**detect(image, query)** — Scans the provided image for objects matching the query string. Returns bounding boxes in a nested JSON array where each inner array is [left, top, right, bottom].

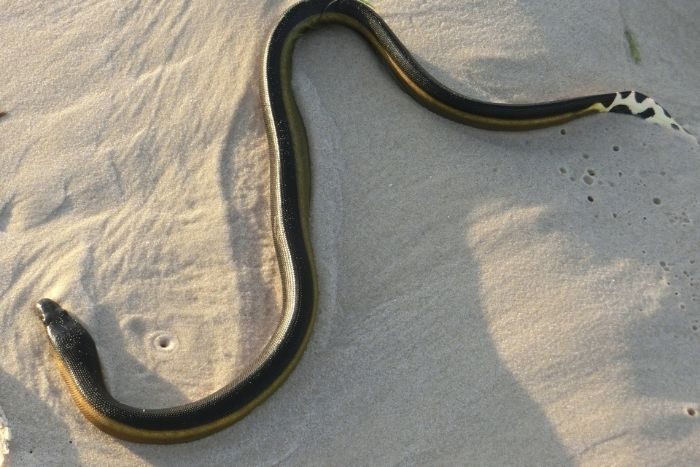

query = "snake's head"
[[35, 298, 67, 326], [35, 298, 95, 356]]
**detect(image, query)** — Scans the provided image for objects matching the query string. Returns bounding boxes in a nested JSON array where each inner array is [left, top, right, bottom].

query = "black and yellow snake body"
[[34, 0, 688, 443]]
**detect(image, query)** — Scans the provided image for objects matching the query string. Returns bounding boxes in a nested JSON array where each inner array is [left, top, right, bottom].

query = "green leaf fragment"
[[624, 28, 641, 64]]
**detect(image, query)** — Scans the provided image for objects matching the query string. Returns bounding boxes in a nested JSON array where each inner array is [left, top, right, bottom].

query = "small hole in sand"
[[687, 408, 697, 416], [582, 153, 590, 159], [613, 145, 620, 152], [587, 196, 594, 202], [560, 129, 566, 135], [151, 332, 178, 352], [559, 167, 567, 174], [587, 169, 596, 176], [653, 198, 661, 205]]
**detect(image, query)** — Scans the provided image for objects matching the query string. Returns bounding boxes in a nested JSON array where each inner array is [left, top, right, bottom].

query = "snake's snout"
[[35, 299, 65, 326]]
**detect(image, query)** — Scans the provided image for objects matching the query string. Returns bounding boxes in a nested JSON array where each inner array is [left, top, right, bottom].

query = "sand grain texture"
[[0, 403, 9, 466], [0, 0, 699, 465]]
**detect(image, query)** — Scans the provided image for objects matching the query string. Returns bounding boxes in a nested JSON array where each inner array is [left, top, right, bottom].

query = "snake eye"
[[35, 299, 65, 325]]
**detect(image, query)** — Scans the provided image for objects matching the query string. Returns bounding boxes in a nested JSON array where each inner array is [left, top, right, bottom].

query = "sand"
[[0, 404, 9, 465], [1, 0, 699, 465]]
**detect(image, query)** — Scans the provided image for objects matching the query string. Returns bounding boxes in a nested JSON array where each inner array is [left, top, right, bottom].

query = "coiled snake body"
[[34, 0, 689, 443]]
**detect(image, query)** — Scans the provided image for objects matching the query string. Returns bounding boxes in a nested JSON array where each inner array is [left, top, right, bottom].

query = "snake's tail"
[[321, 1, 693, 139], [595, 91, 692, 137]]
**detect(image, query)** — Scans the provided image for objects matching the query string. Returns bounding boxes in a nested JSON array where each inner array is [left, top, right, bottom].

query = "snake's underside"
[[34, 0, 689, 443]]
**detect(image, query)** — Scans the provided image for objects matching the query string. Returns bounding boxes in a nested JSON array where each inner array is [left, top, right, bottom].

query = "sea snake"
[[34, 0, 689, 444]]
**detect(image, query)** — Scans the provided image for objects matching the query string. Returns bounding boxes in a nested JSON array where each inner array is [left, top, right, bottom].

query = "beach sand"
[[1, 0, 699, 465]]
